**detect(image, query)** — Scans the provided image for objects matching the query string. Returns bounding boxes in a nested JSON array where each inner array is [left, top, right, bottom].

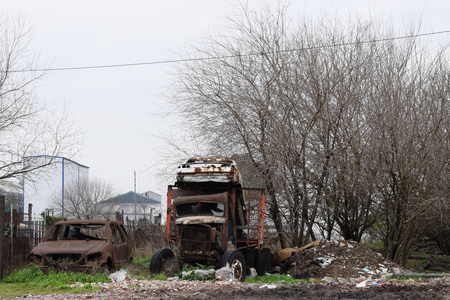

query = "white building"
[[101, 191, 161, 224], [23, 155, 89, 218]]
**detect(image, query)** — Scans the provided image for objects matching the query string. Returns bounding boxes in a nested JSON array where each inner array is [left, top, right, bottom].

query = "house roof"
[[101, 191, 160, 205]]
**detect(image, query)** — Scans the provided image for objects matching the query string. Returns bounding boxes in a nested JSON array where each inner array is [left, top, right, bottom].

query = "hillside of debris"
[[279, 240, 407, 279]]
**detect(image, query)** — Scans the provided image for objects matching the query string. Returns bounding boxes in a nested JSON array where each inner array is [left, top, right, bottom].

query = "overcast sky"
[[3, 0, 449, 196]]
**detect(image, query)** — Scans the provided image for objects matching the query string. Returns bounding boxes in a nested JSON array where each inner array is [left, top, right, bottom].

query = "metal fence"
[[0, 196, 46, 279]]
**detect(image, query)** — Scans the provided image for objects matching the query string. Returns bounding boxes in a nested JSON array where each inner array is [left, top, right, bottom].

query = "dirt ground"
[[8, 278, 450, 300], [8, 240, 450, 299]]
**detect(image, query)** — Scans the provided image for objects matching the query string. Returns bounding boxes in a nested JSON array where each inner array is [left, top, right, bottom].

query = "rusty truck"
[[150, 158, 276, 281]]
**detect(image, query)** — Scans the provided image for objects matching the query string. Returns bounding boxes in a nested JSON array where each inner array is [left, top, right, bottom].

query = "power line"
[[8, 29, 450, 73]]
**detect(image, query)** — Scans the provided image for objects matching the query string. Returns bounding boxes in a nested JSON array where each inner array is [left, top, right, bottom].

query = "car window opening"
[[48, 224, 108, 241]]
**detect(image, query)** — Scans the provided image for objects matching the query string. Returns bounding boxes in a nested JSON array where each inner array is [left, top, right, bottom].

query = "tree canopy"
[[170, 3, 450, 263]]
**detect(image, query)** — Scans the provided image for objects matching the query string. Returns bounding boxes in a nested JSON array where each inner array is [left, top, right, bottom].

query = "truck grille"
[[178, 226, 211, 256]]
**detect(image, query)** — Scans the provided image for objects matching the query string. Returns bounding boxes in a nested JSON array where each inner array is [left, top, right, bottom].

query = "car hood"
[[30, 240, 107, 256], [175, 215, 226, 225]]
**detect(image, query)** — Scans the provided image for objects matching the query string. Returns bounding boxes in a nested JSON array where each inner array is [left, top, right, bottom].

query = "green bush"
[[132, 256, 152, 269]]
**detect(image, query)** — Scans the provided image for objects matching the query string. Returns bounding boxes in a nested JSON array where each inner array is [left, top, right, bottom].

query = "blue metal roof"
[[102, 191, 160, 204]]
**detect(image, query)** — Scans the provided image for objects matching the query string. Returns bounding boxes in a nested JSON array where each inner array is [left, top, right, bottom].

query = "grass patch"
[[129, 256, 173, 280], [0, 266, 111, 298], [391, 275, 423, 281], [245, 274, 306, 284], [132, 257, 152, 269], [153, 273, 167, 281], [178, 263, 216, 281], [128, 258, 152, 279]]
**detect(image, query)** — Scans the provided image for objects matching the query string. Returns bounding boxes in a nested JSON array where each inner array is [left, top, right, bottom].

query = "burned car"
[[28, 219, 131, 273]]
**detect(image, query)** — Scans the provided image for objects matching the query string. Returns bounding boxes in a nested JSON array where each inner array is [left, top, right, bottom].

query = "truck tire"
[[255, 248, 271, 276], [220, 250, 246, 282], [149, 248, 174, 275]]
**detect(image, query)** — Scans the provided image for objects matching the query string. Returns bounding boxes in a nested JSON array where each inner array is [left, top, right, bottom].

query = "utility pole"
[[134, 171, 137, 223]]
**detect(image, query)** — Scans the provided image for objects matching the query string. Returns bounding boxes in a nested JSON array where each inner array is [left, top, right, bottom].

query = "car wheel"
[[149, 248, 175, 275], [101, 259, 113, 274], [220, 250, 246, 282]]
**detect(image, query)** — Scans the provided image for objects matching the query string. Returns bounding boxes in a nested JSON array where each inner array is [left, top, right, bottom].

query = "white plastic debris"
[[215, 264, 234, 281], [314, 257, 334, 268], [108, 270, 129, 283], [356, 280, 372, 288], [181, 269, 216, 277], [260, 284, 277, 289]]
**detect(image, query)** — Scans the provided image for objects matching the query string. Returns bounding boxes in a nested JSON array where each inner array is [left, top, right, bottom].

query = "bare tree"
[[171, 4, 384, 247], [366, 38, 450, 263], [170, 2, 449, 261], [0, 16, 81, 182], [51, 177, 116, 219]]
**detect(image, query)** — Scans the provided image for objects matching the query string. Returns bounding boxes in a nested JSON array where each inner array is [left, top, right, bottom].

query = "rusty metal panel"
[[2, 237, 30, 267], [176, 158, 240, 184]]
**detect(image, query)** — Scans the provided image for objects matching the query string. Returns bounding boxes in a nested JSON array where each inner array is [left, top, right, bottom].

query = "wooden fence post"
[[28, 204, 32, 247], [0, 195, 5, 280]]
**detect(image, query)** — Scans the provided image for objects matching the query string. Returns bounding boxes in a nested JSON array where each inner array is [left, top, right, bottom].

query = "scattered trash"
[[259, 284, 277, 289], [314, 257, 334, 268], [108, 270, 129, 283], [280, 240, 406, 279], [182, 269, 216, 277], [373, 281, 393, 287], [362, 268, 375, 275], [215, 264, 234, 281], [356, 280, 370, 288]]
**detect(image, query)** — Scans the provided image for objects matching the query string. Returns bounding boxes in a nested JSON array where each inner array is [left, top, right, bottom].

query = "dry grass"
[[125, 262, 151, 279], [127, 224, 168, 259]]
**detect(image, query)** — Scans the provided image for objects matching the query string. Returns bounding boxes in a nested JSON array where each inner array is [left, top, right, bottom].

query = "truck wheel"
[[220, 250, 246, 282], [149, 248, 175, 275], [255, 248, 271, 276]]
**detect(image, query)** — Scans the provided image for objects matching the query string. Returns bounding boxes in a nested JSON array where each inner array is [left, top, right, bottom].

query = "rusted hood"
[[175, 216, 226, 225], [31, 240, 107, 256]]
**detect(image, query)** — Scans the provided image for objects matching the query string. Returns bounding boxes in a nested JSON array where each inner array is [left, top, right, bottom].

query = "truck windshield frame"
[[176, 201, 225, 217]]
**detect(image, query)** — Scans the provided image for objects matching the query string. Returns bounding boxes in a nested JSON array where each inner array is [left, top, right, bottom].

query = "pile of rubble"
[[16, 274, 448, 300], [279, 240, 406, 279]]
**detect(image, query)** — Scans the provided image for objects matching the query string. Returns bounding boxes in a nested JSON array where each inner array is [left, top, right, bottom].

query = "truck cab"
[[151, 158, 271, 281]]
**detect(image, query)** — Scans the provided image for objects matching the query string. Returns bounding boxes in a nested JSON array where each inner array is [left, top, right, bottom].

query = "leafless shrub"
[[128, 223, 168, 258]]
